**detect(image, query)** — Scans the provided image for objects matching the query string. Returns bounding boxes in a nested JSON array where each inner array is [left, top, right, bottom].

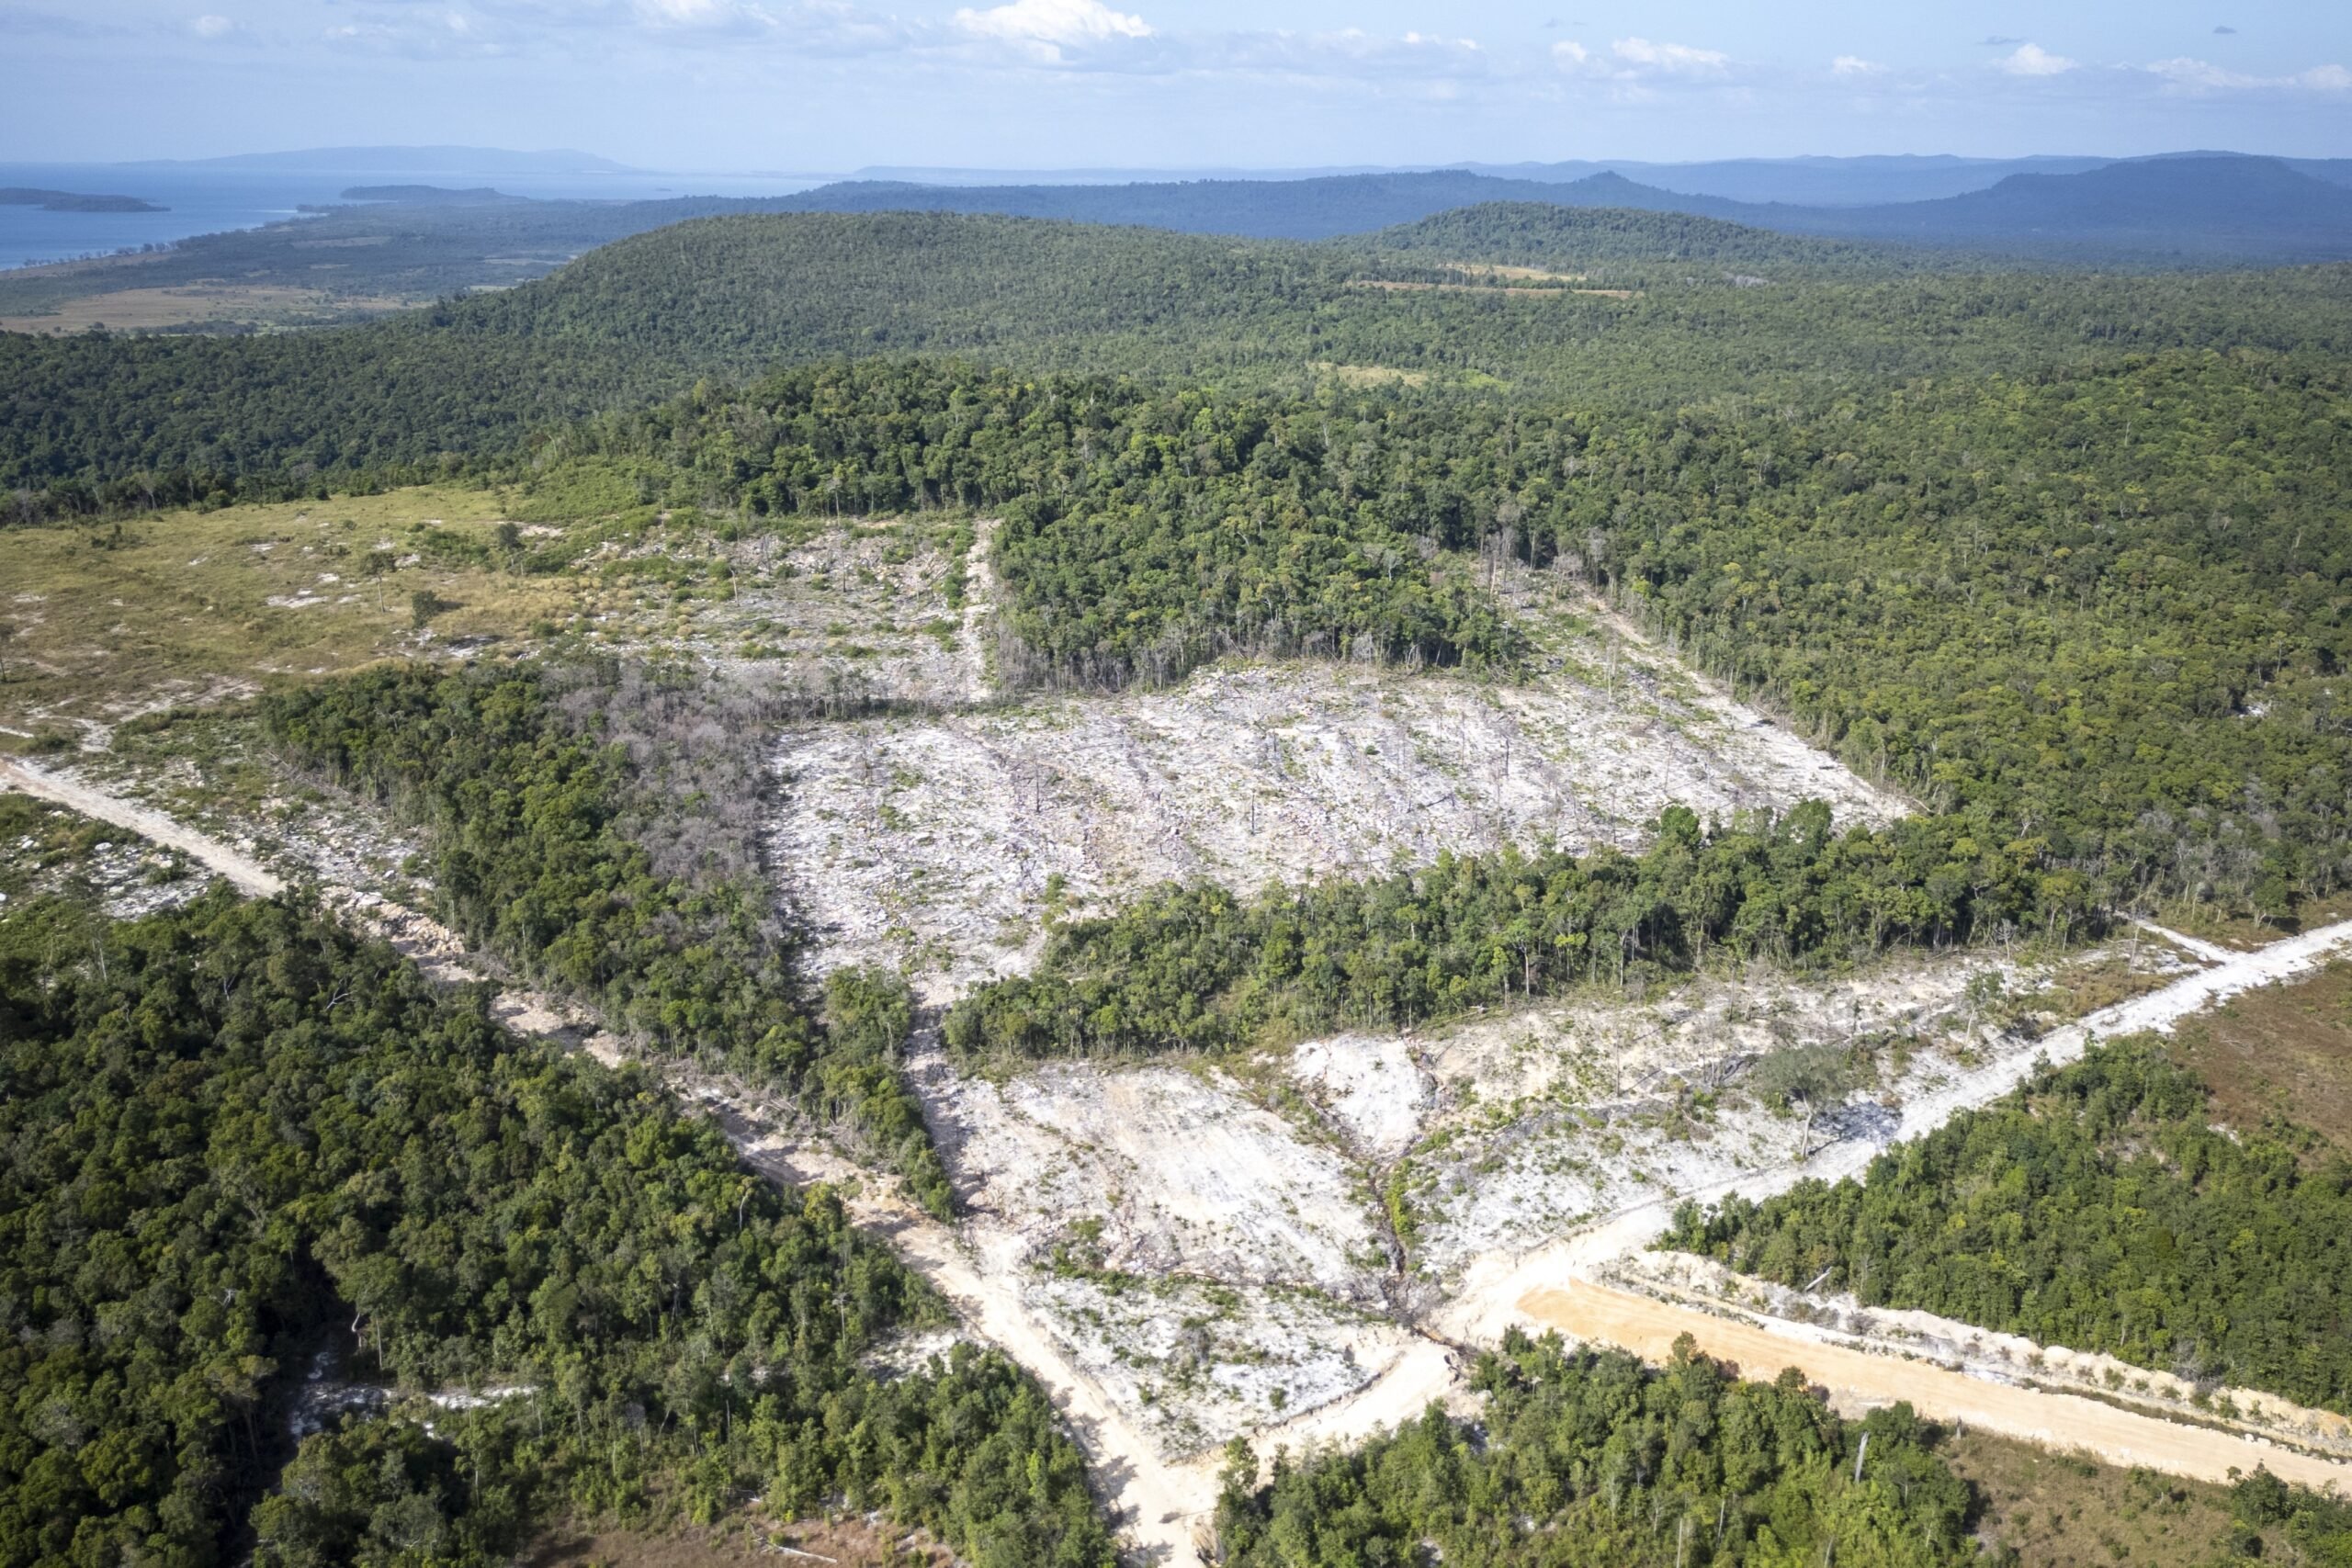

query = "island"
[[0, 186, 165, 212]]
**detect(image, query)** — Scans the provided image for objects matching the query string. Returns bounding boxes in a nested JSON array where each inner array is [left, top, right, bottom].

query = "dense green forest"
[[2229, 1469, 2352, 1566], [260, 660, 954, 1215], [0, 889, 1110, 1568], [1662, 1042, 2352, 1415], [1358, 201, 1904, 271], [1214, 1331, 1984, 1567], [9, 208, 2352, 520]]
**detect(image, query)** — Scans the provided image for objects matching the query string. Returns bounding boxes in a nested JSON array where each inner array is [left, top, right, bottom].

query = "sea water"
[[0, 162, 822, 270]]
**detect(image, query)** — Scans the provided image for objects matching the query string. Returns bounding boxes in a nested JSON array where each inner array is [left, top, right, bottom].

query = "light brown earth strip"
[[1520, 1280, 2352, 1494]]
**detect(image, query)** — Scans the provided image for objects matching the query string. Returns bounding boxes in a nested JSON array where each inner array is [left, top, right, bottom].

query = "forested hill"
[[10, 207, 2352, 517], [1748, 155, 2352, 264], [1359, 202, 1902, 272], [786, 169, 1717, 241]]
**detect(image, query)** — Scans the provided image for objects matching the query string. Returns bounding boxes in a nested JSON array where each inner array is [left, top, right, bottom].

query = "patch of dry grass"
[[2170, 960, 2352, 1154], [0, 489, 587, 742], [520, 1512, 955, 1568], [0, 282, 414, 334], [1942, 1430, 2245, 1568]]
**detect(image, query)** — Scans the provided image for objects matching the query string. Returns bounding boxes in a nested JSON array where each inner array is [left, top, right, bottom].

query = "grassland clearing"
[[0, 281, 414, 334], [2169, 959, 2352, 1153], [0, 488, 566, 742], [1940, 1433, 2248, 1568]]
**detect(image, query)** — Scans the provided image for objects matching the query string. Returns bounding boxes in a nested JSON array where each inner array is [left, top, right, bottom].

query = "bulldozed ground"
[[771, 567, 1903, 995]]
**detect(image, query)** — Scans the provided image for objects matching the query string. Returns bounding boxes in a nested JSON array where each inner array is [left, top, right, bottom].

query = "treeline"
[[1662, 1042, 2352, 1415], [261, 660, 953, 1215], [1215, 1331, 1984, 1567], [944, 805, 2087, 1059], [0, 890, 1111, 1567], [9, 208, 2352, 521]]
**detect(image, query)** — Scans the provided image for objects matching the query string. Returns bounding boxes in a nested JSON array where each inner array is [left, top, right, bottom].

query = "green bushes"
[[1662, 1042, 2352, 1414], [262, 660, 953, 1218], [945, 805, 2083, 1059], [0, 889, 1109, 1568], [1215, 1331, 1984, 1567]]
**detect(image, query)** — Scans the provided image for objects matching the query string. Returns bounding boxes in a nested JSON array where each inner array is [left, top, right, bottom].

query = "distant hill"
[[147, 145, 634, 175], [784, 172, 1563, 240], [1457, 155, 2115, 207], [779, 155, 2352, 266], [844, 155, 2130, 207], [2287, 158, 2352, 189], [1744, 155, 2352, 262], [338, 185, 526, 206], [0, 187, 164, 213]]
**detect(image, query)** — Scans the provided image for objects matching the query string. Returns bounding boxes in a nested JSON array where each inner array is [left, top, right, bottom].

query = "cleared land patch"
[[0, 282, 413, 334], [772, 608, 1903, 993], [1349, 277, 1641, 298], [0, 496, 989, 748]]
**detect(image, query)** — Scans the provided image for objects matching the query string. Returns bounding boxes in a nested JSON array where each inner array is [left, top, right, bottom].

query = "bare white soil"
[[772, 640, 1903, 996], [1393, 949, 2127, 1278], [934, 1058, 1385, 1306], [1021, 1272, 1415, 1459], [628, 517, 998, 708]]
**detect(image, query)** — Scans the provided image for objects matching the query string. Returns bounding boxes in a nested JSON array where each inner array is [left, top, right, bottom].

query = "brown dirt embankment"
[[1521, 1279, 2352, 1495]]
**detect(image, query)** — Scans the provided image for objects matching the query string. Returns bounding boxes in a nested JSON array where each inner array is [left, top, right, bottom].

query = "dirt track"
[[1, 757, 285, 896], [1521, 1280, 2352, 1493]]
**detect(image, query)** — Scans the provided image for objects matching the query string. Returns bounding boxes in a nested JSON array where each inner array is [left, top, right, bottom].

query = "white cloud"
[[953, 0, 1150, 46], [1997, 42, 2075, 76], [1555, 35, 1733, 82], [1830, 54, 1882, 75], [1611, 37, 1730, 75], [2147, 55, 2352, 92], [188, 13, 235, 37]]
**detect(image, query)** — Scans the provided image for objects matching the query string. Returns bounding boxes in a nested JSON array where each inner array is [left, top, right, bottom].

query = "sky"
[[4, 0, 2349, 171]]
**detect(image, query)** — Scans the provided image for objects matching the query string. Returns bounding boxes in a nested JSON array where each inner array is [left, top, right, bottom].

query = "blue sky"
[[5, 0, 2348, 169]]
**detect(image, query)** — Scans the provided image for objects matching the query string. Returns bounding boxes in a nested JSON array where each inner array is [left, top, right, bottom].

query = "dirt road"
[[1, 757, 285, 896], [1441, 908, 2352, 1352], [1521, 1280, 2352, 1493], [723, 1118, 1219, 1564]]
